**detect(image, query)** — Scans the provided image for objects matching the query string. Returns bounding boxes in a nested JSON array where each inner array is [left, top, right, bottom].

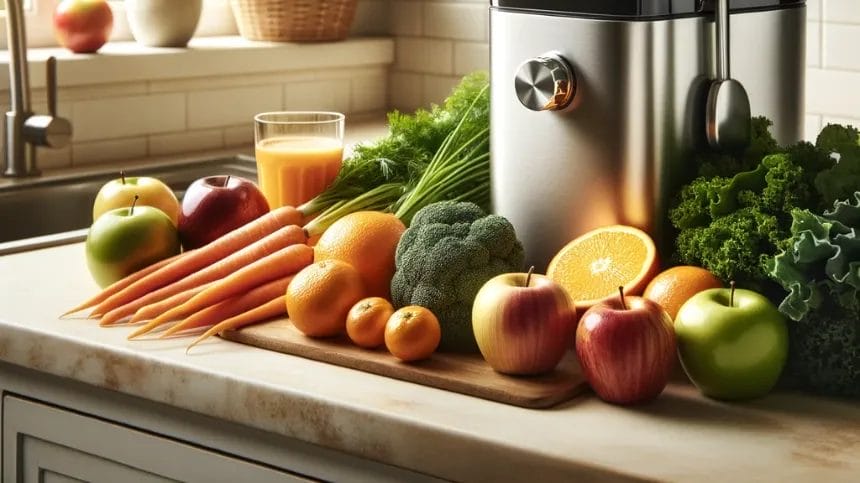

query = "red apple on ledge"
[[576, 288, 676, 405], [53, 0, 114, 54], [178, 175, 270, 250]]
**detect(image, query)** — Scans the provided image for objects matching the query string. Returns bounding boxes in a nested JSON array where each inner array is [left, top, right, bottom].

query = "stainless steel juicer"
[[490, 0, 806, 269]]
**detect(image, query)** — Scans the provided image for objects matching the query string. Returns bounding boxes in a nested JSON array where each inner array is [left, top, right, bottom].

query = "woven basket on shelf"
[[230, 0, 358, 42]]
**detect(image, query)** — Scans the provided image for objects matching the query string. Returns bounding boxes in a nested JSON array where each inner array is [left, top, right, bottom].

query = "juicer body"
[[490, 5, 805, 269]]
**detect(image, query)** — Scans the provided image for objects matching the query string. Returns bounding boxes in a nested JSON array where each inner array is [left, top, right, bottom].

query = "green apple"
[[674, 286, 788, 400], [93, 172, 180, 226], [86, 198, 181, 288]]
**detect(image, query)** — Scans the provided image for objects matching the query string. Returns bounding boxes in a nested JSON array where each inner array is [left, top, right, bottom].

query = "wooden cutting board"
[[222, 319, 588, 409]]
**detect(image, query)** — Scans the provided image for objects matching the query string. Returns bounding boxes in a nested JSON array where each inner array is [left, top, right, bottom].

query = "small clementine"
[[384, 305, 441, 362], [346, 297, 394, 349]]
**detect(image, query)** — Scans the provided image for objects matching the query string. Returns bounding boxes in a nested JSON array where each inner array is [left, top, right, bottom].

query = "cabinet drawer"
[[2, 395, 314, 483]]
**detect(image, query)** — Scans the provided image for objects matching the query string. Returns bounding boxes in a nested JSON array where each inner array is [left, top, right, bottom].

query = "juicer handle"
[[716, 0, 730, 80], [514, 53, 576, 111]]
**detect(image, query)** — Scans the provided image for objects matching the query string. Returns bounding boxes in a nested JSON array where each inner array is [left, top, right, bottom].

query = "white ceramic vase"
[[126, 0, 203, 48]]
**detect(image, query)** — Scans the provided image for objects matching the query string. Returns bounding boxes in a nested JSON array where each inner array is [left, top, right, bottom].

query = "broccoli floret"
[[391, 201, 524, 352]]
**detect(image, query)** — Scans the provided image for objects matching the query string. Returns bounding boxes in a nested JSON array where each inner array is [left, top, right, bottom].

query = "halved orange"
[[546, 225, 659, 311]]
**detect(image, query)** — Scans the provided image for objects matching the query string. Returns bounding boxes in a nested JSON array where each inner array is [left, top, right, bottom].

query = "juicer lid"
[[490, 0, 805, 18]]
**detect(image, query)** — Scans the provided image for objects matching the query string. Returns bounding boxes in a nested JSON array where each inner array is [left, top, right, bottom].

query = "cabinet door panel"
[[3, 395, 314, 483], [20, 436, 172, 483]]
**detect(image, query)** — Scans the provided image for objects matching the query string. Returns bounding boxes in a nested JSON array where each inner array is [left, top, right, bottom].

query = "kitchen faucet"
[[3, 0, 72, 177]]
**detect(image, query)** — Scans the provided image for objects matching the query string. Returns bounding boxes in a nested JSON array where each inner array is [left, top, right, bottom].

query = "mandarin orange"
[[286, 260, 365, 337], [314, 211, 405, 299]]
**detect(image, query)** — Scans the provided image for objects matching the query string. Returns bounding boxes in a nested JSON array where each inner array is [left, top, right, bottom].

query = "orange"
[[314, 211, 406, 299], [286, 260, 366, 337], [384, 306, 441, 362], [643, 266, 723, 320], [346, 297, 394, 349], [546, 225, 659, 311]]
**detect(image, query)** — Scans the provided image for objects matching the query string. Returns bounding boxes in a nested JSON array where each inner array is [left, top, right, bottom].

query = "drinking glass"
[[254, 111, 345, 209]]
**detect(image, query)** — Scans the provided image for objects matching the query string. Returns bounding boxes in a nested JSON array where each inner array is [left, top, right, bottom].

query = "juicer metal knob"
[[514, 53, 575, 111]]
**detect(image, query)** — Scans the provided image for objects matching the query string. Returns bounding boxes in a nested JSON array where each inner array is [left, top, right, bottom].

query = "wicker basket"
[[230, 0, 358, 42]]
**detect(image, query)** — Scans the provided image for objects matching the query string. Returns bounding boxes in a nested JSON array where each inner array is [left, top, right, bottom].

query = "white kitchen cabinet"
[[3, 395, 311, 482], [0, 362, 439, 483]]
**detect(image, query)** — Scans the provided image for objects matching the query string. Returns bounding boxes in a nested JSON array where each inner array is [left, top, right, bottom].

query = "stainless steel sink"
[[0, 155, 258, 255]]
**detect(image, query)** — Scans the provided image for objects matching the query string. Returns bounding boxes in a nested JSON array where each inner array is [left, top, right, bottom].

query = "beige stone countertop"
[[0, 241, 858, 482]]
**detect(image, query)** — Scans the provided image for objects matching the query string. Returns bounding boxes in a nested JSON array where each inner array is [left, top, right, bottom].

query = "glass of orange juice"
[[254, 111, 345, 209]]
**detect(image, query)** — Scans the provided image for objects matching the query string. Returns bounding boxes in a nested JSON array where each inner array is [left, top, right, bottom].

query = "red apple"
[[178, 175, 270, 250], [53, 0, 114, 54], [472, 268, 577, 375], [575, 289, 676, 405]]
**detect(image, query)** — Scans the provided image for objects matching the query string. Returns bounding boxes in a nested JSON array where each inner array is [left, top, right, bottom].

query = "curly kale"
[[768, 194, 860, 397], [670, 153, 816, 285], [391, 201, 524, 352], [669, 120, 846, 287]]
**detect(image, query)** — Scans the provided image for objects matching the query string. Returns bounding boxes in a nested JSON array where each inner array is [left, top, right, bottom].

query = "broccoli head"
[[391, 201, 524, 352]]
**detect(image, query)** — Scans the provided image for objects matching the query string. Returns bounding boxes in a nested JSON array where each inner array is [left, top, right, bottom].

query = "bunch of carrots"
[[63, 205, 314, 352]]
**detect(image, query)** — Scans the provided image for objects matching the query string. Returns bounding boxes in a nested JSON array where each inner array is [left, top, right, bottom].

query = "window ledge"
[[0, 36, 395, 90]]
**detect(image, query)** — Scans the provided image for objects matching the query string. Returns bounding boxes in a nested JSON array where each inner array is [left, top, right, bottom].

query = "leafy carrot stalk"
[[60, 253, 184, 318], [186, 295, 286, 353], [89, 205, 302, 318], [138, 243, 313, 333], [156, 275, 294, 339], [98, 223, 306, 326], [127, 282, 214, 325]]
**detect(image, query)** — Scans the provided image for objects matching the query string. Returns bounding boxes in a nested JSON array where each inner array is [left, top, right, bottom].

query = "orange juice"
[[255, 136, 344, 208]]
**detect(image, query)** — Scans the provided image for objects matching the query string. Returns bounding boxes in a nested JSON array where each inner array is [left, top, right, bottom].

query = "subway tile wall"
[[3, 65, 390, 170], [390, 0, 860, 140], [805, 0, 860, 138]]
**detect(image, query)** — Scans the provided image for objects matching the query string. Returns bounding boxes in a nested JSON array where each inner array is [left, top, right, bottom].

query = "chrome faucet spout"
[[3, 0, 73, 178]]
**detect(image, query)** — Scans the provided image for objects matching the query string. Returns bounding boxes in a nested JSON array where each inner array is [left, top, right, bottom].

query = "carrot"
[[89, 205, 302, 318], [155, 274, 294, 339], [186, 295, 286, 353], [127, 282, 214, 325], [60, 253, 183, 318], [98, 223, 306, 326], [141, 243, 313, 332]]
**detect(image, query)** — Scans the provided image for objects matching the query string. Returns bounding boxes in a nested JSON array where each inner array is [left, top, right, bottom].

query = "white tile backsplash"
[[149, 129, 225, 157], [454, 42, 489, 75], [73, 137, 148, 166], [395, 38, 454, 74], [804, 114, 822, 142], [823, 23, 860, 70], [806, 21, 821, 67], [424, 2, 488, 41], [224, 125, 255, 148], [824, 0, 860, 24], [284, 80, 352, 113], [392, 1, 423, 36], [806, 68, 860, 116], [351, 74, 389, 113], [188, 85, 283, 129], [73, 93, 186, 142]]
